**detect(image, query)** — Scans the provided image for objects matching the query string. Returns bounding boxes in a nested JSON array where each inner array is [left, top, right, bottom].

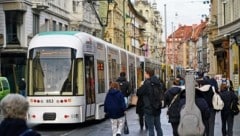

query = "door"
[[84, 55, 96, 118]]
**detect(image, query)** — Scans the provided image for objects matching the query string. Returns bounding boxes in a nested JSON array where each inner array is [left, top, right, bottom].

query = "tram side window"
[[76, 58, 84, 95], [112, 59, 118, 81], [108, 59, 118, 82], [97, 60, 105, 93], [129, 63, 135, 93]]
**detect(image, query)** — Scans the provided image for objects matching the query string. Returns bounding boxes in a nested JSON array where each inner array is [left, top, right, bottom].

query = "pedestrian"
[[116, 72, 130, 106], [104, 82, 127, 136], [195, 87, 211, 136], [137, 68, 163, 136], [226, 77, 234, 92], [219, 82, 238, 136], [18, 78, 26, 96], [197, 78, 215, 136], [136, 81, 148, 130], [165, 79, 182, 136], [0, 94, 41, 136]]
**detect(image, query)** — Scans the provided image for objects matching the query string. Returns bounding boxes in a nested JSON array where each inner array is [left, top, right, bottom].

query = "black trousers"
[[171, 122, 179, 136], [221, 112, 234, 136]]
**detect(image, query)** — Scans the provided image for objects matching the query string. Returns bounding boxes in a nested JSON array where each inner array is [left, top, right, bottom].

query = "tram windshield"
[[28, 47, 76, 95]]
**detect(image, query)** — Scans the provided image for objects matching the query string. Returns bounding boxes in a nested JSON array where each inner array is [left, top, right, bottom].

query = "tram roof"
[[38, 31, 79, 36]]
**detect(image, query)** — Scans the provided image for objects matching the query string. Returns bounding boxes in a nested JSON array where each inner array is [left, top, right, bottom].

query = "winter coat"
[[164, 86, 182, 123], [0, 118, 40, 136], [116, 77, 130, 97], [165, 86, 182, 106], [219, 89, 238, 116], [137, 76, 161, 116], [104, 88, 126, 119], [197, 84, 214, 109], [136, 86, 144, 116]]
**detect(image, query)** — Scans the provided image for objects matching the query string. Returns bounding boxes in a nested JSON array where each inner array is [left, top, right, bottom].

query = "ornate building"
[[133, 0, 163, 59]]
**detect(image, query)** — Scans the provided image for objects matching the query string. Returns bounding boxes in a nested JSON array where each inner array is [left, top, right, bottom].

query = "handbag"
[[212, 87, 224, 110], [130, 94, 138, 105], [124, 115, 129, 134]]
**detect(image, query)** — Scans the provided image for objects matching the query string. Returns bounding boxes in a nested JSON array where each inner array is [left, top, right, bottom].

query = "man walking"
[[116, 72, 130, 106], [137, 68, 163, 136]]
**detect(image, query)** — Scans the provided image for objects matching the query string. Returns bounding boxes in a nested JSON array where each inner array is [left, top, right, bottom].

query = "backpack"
[[230, 100, 239, 115], [150, 82, 164, 110], [119, 81, 130, 97], [230, 93, 239, 115], [212, 87, 224, 110]]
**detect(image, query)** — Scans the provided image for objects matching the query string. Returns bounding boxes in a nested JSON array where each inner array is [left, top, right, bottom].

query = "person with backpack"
[[116, 72, 130, 106], [165, 79, 183, 136], [104, 82, 127, 136], [137, 68, 163, 136], [219, 82, 239, 136], [136, 81, 148, 130], [0, 94, 41, 136]]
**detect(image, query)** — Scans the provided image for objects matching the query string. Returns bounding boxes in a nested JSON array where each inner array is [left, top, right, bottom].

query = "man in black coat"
[[137, 68, 163, 136]]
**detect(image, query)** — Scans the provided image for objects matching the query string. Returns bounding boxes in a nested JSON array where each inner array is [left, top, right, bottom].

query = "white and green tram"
[[27, 31, 149, 124]]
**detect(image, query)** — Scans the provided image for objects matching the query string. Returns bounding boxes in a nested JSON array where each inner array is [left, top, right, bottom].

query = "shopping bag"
[[124, 115, 129, 134], [130, 95, 138, 105]]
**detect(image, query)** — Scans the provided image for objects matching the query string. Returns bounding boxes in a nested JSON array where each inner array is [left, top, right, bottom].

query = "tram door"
[[84, 55, 96, 118]]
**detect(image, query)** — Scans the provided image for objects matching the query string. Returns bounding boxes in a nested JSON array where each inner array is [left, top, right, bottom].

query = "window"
[[5, 11, 23, 44], [65, 25, 68, 31], [53, 20, 57, 31], [97, 60, 105, 93], [73, 1, 77, 13], [45, 19, 49, 31], [76, 58, 84, 95], [33, 14, 39, 35], [59, 23, 62, 31]]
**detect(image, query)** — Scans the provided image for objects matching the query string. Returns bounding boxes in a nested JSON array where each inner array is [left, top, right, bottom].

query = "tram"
[[26, 31, 161, 124]]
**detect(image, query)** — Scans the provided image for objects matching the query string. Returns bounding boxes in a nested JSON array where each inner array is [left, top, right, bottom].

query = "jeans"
[[145, 113, 163, 136], [221, 112, 234, 136]]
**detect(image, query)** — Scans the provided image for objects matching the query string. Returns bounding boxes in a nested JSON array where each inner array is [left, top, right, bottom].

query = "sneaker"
[[116, 134, 121, 136]]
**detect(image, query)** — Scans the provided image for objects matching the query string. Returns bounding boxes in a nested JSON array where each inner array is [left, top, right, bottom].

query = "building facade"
[[210, 0, 240, 92], [134, 0, 163, 59], [0, 0, 70, 92], [166, 25, 192, 77], [69, 0, 101, 37]]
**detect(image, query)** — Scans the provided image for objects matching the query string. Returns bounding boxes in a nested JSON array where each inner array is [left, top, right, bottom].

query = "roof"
[[191, 21, 208, 42], [168, 25, 193, 42]]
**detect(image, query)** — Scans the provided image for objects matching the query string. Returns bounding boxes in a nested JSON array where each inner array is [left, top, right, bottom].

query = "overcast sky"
[[152, 0, 210, 39]]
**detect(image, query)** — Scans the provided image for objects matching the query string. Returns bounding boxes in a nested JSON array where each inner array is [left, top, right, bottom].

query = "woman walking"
[[104, 82, 127, 136], [219, 82, 239, 136]]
